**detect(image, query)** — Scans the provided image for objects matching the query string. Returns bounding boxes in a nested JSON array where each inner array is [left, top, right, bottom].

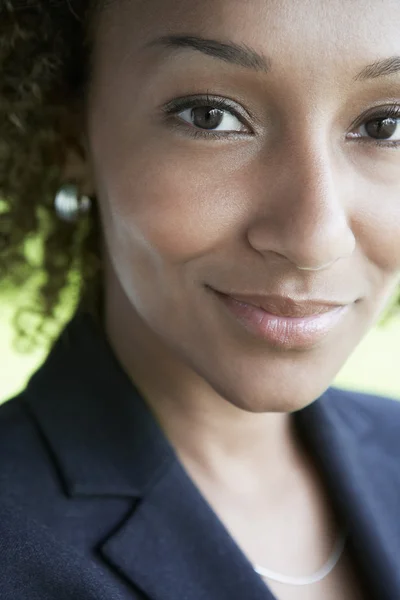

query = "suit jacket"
[[0, 310, 399, 600]]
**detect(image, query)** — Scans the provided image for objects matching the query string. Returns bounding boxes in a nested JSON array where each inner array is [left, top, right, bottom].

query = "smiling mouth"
[[214, 291, 347, 318], [210, 288, 352, 349]]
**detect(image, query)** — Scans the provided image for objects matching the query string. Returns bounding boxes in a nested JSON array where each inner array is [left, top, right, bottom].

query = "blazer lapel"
[[100, 459, 274, 600], [293, 388, 400, 599]]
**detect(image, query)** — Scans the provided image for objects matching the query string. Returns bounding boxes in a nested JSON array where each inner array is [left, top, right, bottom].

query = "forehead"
[[95, 0, 400, 43], [92, 0, 400, 88]]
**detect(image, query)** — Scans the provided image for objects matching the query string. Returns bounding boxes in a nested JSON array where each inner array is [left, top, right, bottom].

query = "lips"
[[213, 291, 346, 318], [212, 288, 351, 349]]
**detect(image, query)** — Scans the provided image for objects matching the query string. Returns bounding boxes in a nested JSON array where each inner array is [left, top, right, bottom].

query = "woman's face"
[[85, 0, 400, 412]]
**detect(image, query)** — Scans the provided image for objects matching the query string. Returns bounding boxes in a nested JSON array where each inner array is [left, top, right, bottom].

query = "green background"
[[1, 298, 400, 404]]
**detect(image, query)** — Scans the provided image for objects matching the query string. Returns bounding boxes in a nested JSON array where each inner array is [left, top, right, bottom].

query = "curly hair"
[[0, 0, 399, 351], [0, 0, 103, 351]]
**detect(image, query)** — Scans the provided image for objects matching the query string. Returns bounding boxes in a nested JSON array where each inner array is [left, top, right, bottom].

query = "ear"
[[61, 144, 96, 198], [59, 106, 96, 198]]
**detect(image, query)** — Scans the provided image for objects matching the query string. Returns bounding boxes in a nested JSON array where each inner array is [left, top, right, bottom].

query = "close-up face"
[[84, 0, 400, 413]]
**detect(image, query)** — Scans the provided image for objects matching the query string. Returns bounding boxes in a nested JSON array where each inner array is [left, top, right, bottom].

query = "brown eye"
[[364, 117, 398, 140], [191, 107, 224, 130], [176, 104, 246, 132]]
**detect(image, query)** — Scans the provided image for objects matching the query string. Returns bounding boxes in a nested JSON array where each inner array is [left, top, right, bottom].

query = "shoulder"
[[0, 394, 133, 599], [296, 384, 400, 458], [0, 392, 41, 463], [327, 384, 400, 420], [323, 385, 400, 447], [0, 392, 58, 503]]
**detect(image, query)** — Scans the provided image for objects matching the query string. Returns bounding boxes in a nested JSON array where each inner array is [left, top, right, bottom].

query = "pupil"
[[192, 107, 223, 129], [366, 117, 397, 139]]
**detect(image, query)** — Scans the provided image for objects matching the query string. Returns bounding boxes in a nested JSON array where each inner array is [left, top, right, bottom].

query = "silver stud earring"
[[54, 184, 92, 223]]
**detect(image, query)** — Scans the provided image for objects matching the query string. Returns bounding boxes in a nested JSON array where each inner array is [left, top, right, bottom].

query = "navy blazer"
[[0, 310, 400, 600]]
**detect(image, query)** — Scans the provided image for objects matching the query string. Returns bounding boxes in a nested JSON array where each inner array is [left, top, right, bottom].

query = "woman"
[[0, 0, 400, 598]]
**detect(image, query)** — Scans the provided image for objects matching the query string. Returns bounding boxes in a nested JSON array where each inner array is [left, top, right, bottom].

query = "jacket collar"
[[25, 310, 176, 497], [24, 311, 400, 599], [295, 392, 400, 598]]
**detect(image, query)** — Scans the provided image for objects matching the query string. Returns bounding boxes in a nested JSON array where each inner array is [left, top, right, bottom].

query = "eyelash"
[[162, 94, 253, 140], [349, 103, 400, 148], [163, 95, 400, 148]]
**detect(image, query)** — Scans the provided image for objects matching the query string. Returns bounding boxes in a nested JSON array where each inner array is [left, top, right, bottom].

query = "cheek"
[[354, 192, 400, 275], [95, 141, 254, 263]]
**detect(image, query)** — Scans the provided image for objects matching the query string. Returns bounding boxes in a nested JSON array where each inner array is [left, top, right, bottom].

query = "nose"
[[247, 146, 356, 271]]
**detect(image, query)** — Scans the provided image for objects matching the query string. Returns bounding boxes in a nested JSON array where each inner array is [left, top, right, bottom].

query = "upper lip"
[[216, 291, 348, 318]]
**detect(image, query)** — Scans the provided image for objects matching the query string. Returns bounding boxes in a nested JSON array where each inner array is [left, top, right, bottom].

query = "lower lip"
[[213, 291, 349, 350]]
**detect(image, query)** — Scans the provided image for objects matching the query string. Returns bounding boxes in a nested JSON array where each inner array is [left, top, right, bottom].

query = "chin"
[[209, 372, 330, 415], [226, 394, 320, 415]]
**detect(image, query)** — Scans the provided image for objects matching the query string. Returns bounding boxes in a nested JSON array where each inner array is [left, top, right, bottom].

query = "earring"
[[54, 184, 92, 223]]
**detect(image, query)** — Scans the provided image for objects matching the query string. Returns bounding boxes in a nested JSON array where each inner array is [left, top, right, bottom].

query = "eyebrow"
[[145, 35, 400, 84], [354, 56, 400, 81], [144, 35, 271, 73]]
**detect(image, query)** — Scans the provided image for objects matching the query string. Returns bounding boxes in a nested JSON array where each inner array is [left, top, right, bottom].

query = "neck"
[[104, 284, 303, 491]]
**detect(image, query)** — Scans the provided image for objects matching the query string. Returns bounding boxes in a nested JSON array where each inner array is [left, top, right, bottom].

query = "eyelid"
[[345, 103, 400, 149], [162, 93, 257, 131], [349, 102, 400, 130]]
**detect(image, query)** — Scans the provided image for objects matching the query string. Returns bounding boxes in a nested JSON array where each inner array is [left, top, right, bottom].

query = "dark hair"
[[0, 0, 399, 351], [0, 0, 102, 350]]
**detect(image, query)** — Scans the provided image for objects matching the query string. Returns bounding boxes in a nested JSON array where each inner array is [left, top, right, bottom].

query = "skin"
[[64, 0, 400, 593]]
